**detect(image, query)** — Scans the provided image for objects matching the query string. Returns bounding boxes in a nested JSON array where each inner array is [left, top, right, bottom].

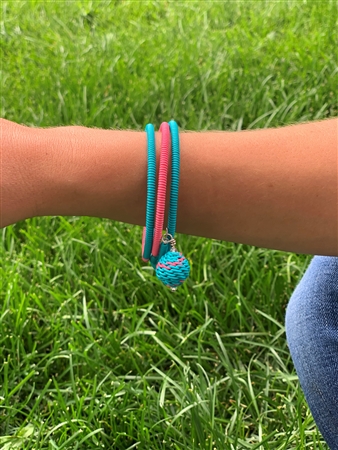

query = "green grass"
[[1, 0, 337, 448]]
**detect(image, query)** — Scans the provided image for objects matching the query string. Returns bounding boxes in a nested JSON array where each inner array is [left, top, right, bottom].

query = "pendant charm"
[[155, 230, 190, 291]]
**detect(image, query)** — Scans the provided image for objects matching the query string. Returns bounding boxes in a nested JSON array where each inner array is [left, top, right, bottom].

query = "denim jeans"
[[286, 256, 338, 450]]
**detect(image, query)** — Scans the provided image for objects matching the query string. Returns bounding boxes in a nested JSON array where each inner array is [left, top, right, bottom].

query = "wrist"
[[30, 125, 168, 227], [0, 119, 42, 227]]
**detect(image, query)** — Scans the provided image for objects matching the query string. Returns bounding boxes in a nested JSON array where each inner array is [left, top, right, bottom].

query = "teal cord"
[[143, 123, 156, 261], [167, 120, 180, 238]]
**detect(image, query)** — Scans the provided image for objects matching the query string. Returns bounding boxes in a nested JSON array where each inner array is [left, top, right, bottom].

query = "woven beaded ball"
[[156, 251, 190, 291]]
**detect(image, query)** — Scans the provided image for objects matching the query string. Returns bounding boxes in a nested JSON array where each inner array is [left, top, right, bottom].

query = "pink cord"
[[151, 122, 170, 257]]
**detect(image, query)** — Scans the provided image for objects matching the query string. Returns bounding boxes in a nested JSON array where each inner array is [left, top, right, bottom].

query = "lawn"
[[1, 0, 337, 448]]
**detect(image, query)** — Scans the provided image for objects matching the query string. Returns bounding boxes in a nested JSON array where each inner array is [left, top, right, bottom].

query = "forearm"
[[1, 118, 337, 255]]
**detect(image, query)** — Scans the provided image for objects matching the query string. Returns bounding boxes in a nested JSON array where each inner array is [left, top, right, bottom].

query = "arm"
[[1, 118, 337, 255]]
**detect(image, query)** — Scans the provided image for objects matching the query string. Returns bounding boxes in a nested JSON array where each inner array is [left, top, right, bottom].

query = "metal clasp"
[[161, 228, 177, 250]]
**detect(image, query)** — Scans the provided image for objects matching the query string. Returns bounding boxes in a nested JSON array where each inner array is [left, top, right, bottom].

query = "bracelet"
[[150, 119, 180, 264], [155, 120, 190, 291], [143, 120, 190, 291]]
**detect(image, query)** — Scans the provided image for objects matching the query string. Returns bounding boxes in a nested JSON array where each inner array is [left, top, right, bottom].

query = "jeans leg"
[[285, 256, 338, 450]]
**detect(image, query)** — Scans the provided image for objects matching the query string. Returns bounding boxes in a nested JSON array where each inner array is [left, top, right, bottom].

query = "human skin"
[[0, 117, 337, 255]]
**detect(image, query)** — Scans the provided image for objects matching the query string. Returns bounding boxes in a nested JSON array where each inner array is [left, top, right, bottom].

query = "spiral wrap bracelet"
[[142, 120, 190, 291]]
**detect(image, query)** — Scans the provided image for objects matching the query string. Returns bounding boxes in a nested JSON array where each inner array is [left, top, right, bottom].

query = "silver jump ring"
[[161, 229, 175, 245]]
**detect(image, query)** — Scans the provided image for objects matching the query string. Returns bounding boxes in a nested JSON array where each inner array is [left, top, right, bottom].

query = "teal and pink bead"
[[155, 232, 190, 291]]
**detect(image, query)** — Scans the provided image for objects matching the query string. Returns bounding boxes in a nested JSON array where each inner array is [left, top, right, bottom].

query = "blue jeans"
[[286, 256, 338, 450]]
